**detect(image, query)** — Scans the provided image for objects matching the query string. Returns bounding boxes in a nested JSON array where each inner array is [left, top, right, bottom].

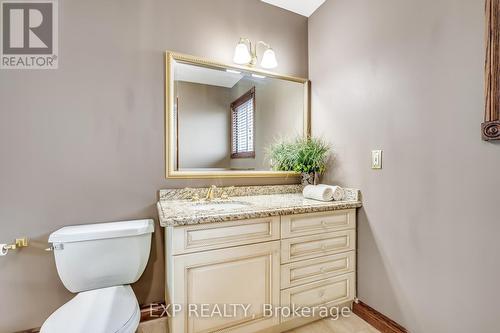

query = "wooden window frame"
[[484, 0, 500, 140], [230, 87, 256, 159]]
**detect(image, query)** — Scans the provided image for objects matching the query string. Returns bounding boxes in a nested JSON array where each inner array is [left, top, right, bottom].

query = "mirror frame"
[[165, 51, 311, 179]]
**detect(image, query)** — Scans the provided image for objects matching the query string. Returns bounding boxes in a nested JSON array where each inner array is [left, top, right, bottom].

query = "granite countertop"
[[157, 185, 362, 227]]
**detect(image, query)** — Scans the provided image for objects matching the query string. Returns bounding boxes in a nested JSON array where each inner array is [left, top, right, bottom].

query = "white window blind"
[[231, 88, 255, 158]]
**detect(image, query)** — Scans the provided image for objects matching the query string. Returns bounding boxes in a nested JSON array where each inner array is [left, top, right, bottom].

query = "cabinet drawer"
[[281, 251, 355, 289], [281, 230, 355, 263], [280, 272, 355, 322], [169, 217, 280, 255], [281, 209, 355, 239]]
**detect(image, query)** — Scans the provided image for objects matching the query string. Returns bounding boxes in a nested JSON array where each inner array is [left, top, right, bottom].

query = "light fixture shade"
[[233, 42, 251, 65], [260, 48, 278, 69]]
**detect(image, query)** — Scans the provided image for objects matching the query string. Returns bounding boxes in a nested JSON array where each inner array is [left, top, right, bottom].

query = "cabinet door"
[[170, 241, 280, 333]]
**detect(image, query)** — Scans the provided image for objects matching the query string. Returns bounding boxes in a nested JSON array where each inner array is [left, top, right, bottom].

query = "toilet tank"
[[48, 219, 154, 293]]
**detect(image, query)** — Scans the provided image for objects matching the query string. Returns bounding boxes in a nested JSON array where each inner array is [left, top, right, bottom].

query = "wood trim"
[[353, 300, 408, 333], [482, 120, 500, 140], [14, 329, 40, 333], [483, 0, 500, 140], [231, 86, 255, 109], [231, 151, 256, 159], [140, 302, 167, 322]]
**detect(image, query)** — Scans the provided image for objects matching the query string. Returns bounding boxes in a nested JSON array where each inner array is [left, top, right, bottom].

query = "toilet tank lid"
[[48, 219, 154, 243]]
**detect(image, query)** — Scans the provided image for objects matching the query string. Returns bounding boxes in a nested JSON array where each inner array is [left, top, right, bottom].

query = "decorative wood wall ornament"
[[484, 0, 500, 140]]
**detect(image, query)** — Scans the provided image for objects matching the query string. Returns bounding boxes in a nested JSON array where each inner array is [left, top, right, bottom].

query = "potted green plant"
[[267, 136, 331, 185]]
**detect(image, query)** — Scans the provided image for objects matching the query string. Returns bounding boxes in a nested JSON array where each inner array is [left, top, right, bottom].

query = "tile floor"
[[137, 317, 168, 333], [285, 314, 381, 333], [136, 314, 381, 333]]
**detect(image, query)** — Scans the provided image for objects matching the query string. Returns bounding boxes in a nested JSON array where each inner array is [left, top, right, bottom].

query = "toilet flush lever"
[[45, 243, 64, 251]]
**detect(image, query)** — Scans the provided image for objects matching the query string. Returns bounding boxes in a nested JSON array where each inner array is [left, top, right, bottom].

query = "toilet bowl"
[[41, 285, 140, 333], [40, 219, 154, 333]]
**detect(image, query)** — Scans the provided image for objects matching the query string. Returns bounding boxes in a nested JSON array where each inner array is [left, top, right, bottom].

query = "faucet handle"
[[205, 185, 217, 201]]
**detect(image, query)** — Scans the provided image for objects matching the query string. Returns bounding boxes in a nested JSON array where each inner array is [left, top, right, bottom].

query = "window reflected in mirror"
[[231, 87, 255, 159]]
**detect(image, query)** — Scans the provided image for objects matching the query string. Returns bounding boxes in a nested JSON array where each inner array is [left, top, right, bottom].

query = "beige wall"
[[176, 82, 231, 169], [0, 0, 307, 331], [309, 1, 500, 332]]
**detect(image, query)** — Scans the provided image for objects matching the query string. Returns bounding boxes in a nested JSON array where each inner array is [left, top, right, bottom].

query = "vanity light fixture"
[[251, 73, 266, 79], [233, 38, 278, 69], [226, 69, 242, 74]]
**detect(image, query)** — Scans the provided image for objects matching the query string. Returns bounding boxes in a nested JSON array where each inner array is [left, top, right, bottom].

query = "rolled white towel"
[[321, 184, 345, 201], [302, 185, 334, 202]]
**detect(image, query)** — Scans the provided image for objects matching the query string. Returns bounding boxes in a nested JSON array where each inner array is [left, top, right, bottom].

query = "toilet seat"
[[40, 285, 140, 333]]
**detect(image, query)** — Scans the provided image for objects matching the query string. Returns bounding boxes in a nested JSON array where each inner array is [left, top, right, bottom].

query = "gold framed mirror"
[[165, 51, 310, 179]]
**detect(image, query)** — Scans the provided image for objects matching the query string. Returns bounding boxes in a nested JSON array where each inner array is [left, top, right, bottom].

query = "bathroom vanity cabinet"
[[164, 209, 357, 333]]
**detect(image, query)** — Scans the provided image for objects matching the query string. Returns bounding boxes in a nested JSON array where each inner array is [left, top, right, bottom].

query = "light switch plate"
[[371, 150, 382, 169]]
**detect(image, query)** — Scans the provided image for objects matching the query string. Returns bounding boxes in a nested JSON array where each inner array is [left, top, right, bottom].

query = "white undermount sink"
[[192, 201, 253, 212]]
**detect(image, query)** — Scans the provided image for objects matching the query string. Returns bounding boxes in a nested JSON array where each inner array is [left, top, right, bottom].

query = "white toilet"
[[41, 219, 154, 333]]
